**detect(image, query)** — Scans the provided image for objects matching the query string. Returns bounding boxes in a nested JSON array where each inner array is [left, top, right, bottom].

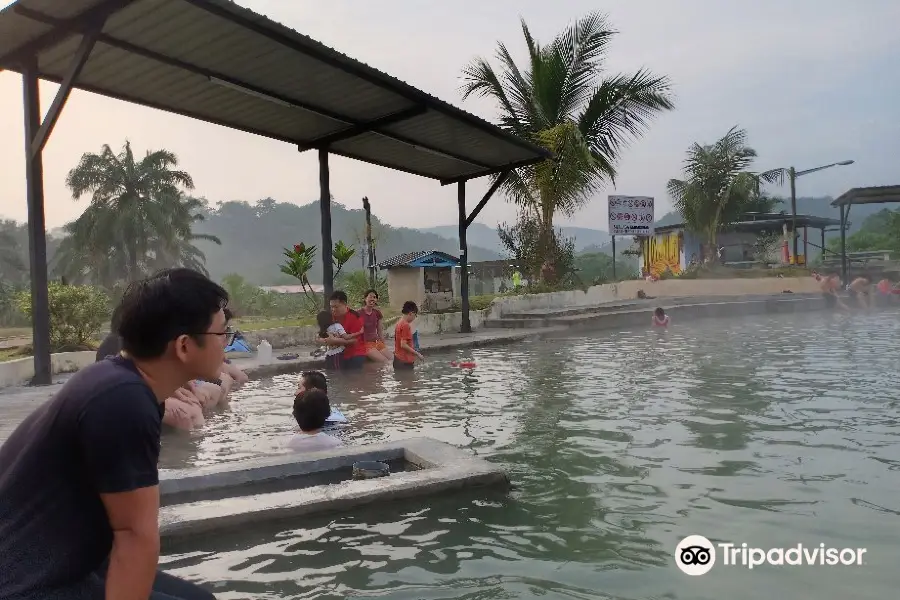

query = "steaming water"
[[159, 308, 900, 600]]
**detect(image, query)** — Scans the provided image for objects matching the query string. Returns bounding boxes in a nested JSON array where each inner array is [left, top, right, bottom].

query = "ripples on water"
[[161, 309, 900, 600]]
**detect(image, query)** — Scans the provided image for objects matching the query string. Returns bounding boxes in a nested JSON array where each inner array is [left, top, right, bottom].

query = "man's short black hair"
[[117, 268, 228, 360], [330, 290, 348, 304], [401, 301, 418, 315], [223, 307, 234, 322], [292, 389, 331, 432], [363, 289, 378, 299], [301, 370, 327, 392]]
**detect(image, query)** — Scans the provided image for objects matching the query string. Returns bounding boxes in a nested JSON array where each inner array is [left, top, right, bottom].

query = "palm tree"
[[64, 140, 195, 281], [667, 127, 783, 260], [461, 12, 674, 273], [53, 194, 219, 284]]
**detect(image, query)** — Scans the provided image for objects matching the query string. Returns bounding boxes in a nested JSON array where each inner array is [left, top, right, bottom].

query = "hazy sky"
[[1, 0, 898, 232]]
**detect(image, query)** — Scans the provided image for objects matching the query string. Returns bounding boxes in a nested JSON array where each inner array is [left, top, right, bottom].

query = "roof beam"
[[1, 0, 133, 67], [298, 105, 427, 150], [440, 156, 545, 186], [465, 170, 509, 229], [30, 23, 103, 157], [13, 6, 491, 171]]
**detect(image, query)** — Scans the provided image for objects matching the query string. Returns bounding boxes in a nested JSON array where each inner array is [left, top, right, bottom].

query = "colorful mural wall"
[[642, 230, 684, 277]]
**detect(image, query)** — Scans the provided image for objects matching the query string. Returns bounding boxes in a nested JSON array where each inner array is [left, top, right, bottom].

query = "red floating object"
[[458, 361, 477, 368]]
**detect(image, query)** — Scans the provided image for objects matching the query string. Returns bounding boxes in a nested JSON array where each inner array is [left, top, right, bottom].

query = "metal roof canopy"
[[830, 186, 900, 283], [831, 186, 900, 207], [0, 0, 547, 383], [652, 213, 841, 235]]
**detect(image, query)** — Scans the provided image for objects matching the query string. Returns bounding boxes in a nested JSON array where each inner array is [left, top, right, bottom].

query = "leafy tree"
[[336, 270, 389, 306], [16, 283, 108, 350], [63, 141, 196, 282], [462, 12, 674, 276], [826, 208, 900, 255], [498, 214, 575, 286], [667, 127, 783, 259]]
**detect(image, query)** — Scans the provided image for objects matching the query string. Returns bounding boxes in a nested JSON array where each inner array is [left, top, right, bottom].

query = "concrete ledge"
[[0, 351, 94, 388], [158, 438, 506, 539], [486, 295, 826, 330]]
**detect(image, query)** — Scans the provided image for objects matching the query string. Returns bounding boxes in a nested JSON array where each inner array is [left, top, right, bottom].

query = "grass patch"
[[0, 347, 29, 362]]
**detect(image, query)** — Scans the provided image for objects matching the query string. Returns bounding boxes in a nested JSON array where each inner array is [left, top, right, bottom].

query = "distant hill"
[[192, 199, 500, 285], [419, 223, 610, 253]]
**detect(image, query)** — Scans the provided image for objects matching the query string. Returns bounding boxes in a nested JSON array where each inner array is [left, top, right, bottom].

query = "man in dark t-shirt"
[[0, 268, 232, 600]]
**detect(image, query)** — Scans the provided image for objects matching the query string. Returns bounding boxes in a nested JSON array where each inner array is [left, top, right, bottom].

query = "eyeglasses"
[[191, 326, 236, 346]]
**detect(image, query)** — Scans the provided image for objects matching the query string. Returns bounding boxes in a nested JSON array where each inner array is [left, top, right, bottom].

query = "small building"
[[378, 250, 460, 311], [638, 213, 841, 277]]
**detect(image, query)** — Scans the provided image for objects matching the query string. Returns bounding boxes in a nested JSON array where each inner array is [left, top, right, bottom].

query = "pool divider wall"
[[157, 438, 507, 539], [487, 295, 828, 331]]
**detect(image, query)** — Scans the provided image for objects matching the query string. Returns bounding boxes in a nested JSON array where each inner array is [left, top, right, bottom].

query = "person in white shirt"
[[287, 389, 343, 452]]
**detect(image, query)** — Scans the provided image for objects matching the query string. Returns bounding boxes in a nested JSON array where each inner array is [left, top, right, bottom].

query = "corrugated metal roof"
[[0, 0, 550, 183], [831, 186, 900, 207], [378, 250, 460, 269]]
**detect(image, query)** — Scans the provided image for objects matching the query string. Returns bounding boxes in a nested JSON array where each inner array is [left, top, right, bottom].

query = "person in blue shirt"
[[0, 268, 231, 600]]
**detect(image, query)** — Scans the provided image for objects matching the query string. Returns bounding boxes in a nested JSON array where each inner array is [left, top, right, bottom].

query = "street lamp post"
[[789, 160, 854, 263]]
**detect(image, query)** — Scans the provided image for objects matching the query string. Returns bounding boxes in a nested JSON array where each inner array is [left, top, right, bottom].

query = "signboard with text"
[[608, 195, 654, 236]]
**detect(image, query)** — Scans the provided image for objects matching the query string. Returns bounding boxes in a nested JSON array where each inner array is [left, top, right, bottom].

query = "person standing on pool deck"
[[0, 268, 227, 600], [329, 290, 368, 369], [394, 301, 425, 370]]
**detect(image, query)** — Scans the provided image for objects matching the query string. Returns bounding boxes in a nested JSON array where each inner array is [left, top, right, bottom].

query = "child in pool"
[[286, 389, 343, 453], [316, 310, 354, 370], [652, 307, 670, 327]]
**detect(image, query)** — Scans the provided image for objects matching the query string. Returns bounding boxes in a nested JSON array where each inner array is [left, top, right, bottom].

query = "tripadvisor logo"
[[675, 535, 867, 575]]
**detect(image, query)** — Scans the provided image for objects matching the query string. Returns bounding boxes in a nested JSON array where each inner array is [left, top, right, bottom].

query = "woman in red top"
[[360, 290, 392, 363]]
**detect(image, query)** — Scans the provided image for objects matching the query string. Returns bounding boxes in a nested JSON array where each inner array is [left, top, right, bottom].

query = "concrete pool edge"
[[158, 438, 506, 539]]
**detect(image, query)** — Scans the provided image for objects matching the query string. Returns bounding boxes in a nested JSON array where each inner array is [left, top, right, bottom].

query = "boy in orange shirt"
[[394, 301, 425, 370]]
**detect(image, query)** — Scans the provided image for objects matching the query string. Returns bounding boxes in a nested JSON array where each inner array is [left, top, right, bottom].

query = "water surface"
[[161, 309, 900, 600]]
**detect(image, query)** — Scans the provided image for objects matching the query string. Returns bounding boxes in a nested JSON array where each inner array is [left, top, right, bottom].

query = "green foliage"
[[335, 270, 388, 306], [221, 273, 317, 319], [498, 214, 576, 286], [332, 241, 355, 279], [280, 240, 356, 297], [16, 283, 108, 350], [573, 252, 634, 284], [0, 282, 28, 327], [827, 208, 900, 256], [667, 127, 786, 258], [56, 141, 212, 285], [462, 12, 673, 276]]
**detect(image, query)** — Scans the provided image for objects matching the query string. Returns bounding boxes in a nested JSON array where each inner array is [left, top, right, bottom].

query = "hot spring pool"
[[160, 308, 900, 600]]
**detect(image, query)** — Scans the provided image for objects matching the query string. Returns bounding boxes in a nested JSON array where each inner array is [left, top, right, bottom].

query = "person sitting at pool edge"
[[848, 275, 872, 309], [394, 301, 425, 370], [329, 290, 368, 369], [287, 389, 343, 452], [360, 289, 392, 363], [0, 267, 228, 600]]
